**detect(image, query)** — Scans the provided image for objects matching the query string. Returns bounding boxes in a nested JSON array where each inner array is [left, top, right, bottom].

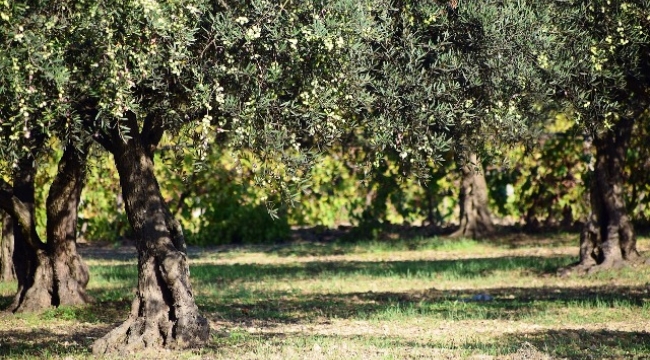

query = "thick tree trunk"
[[451, 153, 495, 239], [47, 144, 91, 305], [92, 120, 209, 354], [0, 211, 16, 282], [5, 158, 54, 312], [0, 146, 90, 312], [561, 119, 641, 275]]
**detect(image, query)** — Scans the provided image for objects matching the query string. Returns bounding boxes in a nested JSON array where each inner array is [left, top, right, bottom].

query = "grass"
[[1, 234, 650, 359]]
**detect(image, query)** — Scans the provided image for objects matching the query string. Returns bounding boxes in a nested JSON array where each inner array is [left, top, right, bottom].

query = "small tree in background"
[[446, 0, 553, 238], [351, 0, 552, 239]]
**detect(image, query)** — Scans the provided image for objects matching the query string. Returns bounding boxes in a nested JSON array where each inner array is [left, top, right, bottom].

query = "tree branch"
[[141, 113, 165, 155], [92, 130, 115, 152]]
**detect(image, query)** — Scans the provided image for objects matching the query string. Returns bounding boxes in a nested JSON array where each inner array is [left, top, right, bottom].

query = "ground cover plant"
[[1, 234, 649, 359]]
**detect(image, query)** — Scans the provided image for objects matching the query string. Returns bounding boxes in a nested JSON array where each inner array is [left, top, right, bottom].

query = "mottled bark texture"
[[560, 119, 641, 275], [451, 153, 495, 239], [1, 157, 53, 312], [0, 211, 16, 282], [92, 115, 209, 354], [0, 146, 90, 312], [46, 144, 91, 305]]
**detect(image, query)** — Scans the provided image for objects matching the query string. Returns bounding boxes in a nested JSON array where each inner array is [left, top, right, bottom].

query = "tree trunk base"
[[449, 224, 494, 240], [452, 153, 494, 240], [54, 249, 92, 306], [8, 248, 91, 313], [92, 299, 210, 355], [10, 250, 54, 313], [92, 253, 210, 355], [558, 256, 646, 277], [91, 299, 161, 355]]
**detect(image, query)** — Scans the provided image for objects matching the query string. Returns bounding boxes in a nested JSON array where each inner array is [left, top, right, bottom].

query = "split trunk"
[[0, 145, 90, 312], [46, 144, 91, 306]]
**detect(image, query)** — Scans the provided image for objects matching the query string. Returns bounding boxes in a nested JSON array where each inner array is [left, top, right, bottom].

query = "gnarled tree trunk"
[[451, 152, 495, 239], [0, 211, 16, 282], [561, 118, 641, 275], [92, 117, 209, 354], [7, 157, 53, 313], [47, 144, 91, 305], [0, 145, 90, 312]]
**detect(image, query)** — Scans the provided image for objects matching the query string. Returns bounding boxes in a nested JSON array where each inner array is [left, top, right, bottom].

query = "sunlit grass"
[[1, 235, 650, 358]]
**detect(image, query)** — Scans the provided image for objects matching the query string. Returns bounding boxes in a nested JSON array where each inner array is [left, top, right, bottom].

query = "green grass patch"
[[1, 234, 650, 358]]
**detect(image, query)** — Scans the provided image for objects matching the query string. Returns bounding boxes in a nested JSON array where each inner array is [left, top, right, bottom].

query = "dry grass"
[[1, 234, 650, 359]]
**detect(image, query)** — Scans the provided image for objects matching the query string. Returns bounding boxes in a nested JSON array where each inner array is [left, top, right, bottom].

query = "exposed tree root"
[[92, 252, 209, 355]]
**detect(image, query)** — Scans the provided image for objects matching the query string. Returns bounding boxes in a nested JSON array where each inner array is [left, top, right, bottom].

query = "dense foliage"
[[3, 0, 648, 245], [0, 0, 649, 353]]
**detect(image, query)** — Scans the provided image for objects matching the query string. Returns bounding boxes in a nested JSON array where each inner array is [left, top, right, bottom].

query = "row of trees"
[[17, 113, 650, 248], [0, 0, 648, 354]]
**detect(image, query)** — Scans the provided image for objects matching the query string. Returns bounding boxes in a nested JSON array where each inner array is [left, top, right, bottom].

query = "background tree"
[[548, 0, 650, 273], [0, 2, 90, 312], [444, 0, 552, 238], [351, 0, 552, 239]]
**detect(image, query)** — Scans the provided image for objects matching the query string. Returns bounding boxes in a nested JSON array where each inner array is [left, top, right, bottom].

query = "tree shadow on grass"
[[190, 255, 573, 284], [205, 330, 505, 357], [204, 327, 650, 359], [2, 321, 644, 359], [28, 254, 647, 326], [506, 328, 650, 359], [0, 295, 130, 325], [0, 295, 12, 310], [0, 326, 112, 358], [87, 255, 573, 284], [198, 284, 650, 325]]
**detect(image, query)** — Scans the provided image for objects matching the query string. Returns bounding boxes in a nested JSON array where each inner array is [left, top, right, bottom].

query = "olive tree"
[[35, 0, 377, 353], [345, 0, 552, 238], [548, 0, 650, 274], [446, 1, 554, 238], [0, 1, 91, 312]]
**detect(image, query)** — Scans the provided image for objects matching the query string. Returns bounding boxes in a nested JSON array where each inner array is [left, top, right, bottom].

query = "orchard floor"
[[1, 233, 650, 359]]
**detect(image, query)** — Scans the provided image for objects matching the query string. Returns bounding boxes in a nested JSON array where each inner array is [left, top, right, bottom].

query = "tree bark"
[[92, 117, 209, 354], [451, 152, 495, 239], [47, 144, 91, 305], [0, 145, 90, 312], [0, 211, 16, 282], [4, 157, 53, 312], [561, 118, 641, 275]]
